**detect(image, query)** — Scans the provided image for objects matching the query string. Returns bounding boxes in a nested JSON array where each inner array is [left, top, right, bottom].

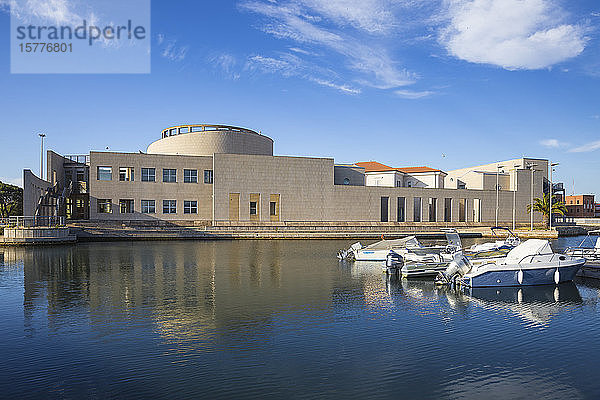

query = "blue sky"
[[0, 0, 599, 196]]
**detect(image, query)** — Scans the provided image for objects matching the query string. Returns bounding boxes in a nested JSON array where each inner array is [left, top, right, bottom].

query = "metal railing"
[[0, 216, 65, 228]]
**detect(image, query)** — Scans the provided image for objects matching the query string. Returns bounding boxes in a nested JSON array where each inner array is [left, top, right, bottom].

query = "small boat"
[[436, 239, 585, 287], [468, 226, 520, 253], [565, 230, 600, 279], [342, 229, 462, 263]]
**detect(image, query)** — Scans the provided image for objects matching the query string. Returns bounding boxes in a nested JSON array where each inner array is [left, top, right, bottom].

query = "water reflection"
[[1, 240, 600, 399]]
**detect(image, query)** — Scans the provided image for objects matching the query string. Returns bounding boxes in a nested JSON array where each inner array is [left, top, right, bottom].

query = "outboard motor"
[[435, 255, 472, 285], [385, 251, 403, 275]]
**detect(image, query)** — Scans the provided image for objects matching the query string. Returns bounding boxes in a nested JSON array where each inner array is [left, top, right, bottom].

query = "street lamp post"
[[512, 164, 519, 231], [527, 163, 538, 231], [38, 133, 46, 180], [549, 162, 559, 231], [495, 164, 504, 227]]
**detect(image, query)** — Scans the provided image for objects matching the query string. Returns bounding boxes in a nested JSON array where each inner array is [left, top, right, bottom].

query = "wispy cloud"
[[212, 53, 241, 79], [569, 140, 600, 153], [239, 0, 417, 92], [245, 53, 361, 94], [157, 34, 188, 62], [1, 0, 82, 24], [439, 0, 588, 70], [540, 138, 569, 148], [394, 89, 434, 99]]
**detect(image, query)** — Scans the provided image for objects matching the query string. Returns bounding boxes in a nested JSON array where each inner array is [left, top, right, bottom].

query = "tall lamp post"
[[527, 162, 538, 231], [549, 162, 559, 231], [512, 164, 520, 231], [38, 133, 46, 180], [495, 164, 504, 227]]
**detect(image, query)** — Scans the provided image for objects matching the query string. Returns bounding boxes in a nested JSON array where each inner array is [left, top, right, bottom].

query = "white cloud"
[[159, 37, 188, 62], [246, 53, 361, 94], [2, 0, 81, 24], [239, 0, 415, 90], [440, 0, 587, 70], [540, 138, 568, 148], [569, 140, 600, 153], [394, 89, 434, 98], [212, 53, 241, 79]]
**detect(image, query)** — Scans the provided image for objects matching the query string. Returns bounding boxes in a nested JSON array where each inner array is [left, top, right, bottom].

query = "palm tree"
[[527, 193, 567, 227]]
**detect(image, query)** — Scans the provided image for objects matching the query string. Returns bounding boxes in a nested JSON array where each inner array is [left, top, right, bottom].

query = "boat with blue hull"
[[436, 239, 586, 288]]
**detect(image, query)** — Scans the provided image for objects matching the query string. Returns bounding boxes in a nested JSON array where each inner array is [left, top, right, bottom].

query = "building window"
[[204, 170, 213, 184], [413, 197, 421, 222], [343, 178, 350, 185], [184, 200, 197, 214], [397, 197, 405, 222], [97, 199, 112, 213], [250, 201, 258, 215], [396, 180, 402, 187], [184, 169, 198, 183], [444, 198, 452, 222], [163, 200, 177, 214], [119, 199, 134, 213], [141, 200, 155, 214], [381, 197, 389, 222], [429, 198, 437, 222], [270, 202, 277, 216], [459, 198, 467, 222], [97, 166, 112, 181], [119, 167, 134, 182], [141, 168, 155, 182], [407, 181, 412, 188], [163, 169, 177, 183]]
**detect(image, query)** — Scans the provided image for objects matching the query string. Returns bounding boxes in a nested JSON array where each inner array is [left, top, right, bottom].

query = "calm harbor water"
[[1, 236, 600, 399]]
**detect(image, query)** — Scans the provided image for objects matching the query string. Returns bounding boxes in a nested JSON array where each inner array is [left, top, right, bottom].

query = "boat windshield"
[[363, 236, 421, 250], [505, 239, 553, 264]]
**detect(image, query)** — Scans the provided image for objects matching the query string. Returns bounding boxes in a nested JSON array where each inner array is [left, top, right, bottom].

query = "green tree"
[[0, 181, 23, 217], [527, 193, 567, 227]]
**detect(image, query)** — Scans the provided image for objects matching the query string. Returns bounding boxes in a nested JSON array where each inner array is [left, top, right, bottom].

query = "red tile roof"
[[354, 161, 395, 172], [354, 162, 443, 174]]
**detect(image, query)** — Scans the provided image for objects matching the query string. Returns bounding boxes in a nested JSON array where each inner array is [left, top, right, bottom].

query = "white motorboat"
[[436, 239, 585, 287], [341, 229, 462, 263], [468, 226, 520, 253], [565, 230, 600, 279]]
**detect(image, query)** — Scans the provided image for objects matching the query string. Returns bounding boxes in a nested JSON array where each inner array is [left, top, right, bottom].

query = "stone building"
[[23, 123, 548, 226]]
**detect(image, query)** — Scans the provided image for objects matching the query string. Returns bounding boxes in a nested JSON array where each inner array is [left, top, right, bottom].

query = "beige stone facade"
[[24, 124, 547, 226]]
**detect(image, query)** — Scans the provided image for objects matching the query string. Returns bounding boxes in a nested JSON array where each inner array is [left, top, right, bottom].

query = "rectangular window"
[[270, 194, 280, 222], [163, 200, 177, 214], [444, 198, 452, 222], [119, 199, 134, 213], [204, 170, 213, 184], [250, 193, 260, 221], [381, 197, 389, 222], [473, 199, 481, 223], [459, 199, 467, 222], [163, 169, 177, 183], [397, 197, 405, 222], [97, 166, 112, 181], [429, 198, 437, 222], [184, 200, 197, 214], [141, 200, 155, 214], [141, 168, 155, 182], [413, 197, 422, 222], [119, 167, 134, 182], [97, 199, 112, 213], [184, 169, 198, 183]]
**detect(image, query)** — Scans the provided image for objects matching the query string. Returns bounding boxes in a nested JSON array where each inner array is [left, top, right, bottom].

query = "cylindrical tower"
[[147, 124, 273, 156]]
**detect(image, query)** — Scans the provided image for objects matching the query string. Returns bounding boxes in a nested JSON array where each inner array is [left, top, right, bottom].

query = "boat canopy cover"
[[364, 236, 421, 250], [505, 239, 553, 264], [595, 237, 600, 249]]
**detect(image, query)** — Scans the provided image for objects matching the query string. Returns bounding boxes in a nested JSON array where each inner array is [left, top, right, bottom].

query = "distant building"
[[595, 202, 600, 218], [564, 195, 595, 218], [23, 123, 548, 226]]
